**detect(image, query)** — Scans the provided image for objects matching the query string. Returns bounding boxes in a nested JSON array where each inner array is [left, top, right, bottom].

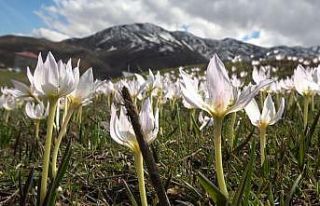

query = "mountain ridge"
[[0, 23, 319, 78]]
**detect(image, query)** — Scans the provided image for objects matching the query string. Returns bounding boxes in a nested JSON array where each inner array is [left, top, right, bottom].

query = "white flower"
[[25, 101, 48, 120], [180, 54, 272, 118], [69, 68, 95, 106], [0, 94, 17, 110], [11, 67, 40, 99], [198, 111, 214, 130], [293, 65, 319, 96], [33, 52, 78, 98], [252, 66, 270, 85], [245, 94, 285, 128], [110, 98, 159, 152]]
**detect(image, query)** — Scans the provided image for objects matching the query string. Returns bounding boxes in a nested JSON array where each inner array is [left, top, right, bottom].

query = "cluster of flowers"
[[1, 52, 318, 205]]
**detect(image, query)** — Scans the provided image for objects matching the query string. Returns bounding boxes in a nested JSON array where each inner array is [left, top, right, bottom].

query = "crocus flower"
[[25, 101, 48, 145], [180, 54, 271, 119], [33, 52, 78, 98], [11, 67, 41, 100], [245, 94, 285, 165], [110, 98, 159, 206], [25, 101, 48, 120], [179, 54, 271, 197], [68, 68, 94, 107], [110, 98, 159, 151], [33, 52, 78, 205], [293, 65, 319, 129]]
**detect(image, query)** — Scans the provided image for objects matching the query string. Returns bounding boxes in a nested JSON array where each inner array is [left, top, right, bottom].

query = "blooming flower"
[[11, 67, 40, 99], [110, 98, 159, 152], [33, 52, 78, 98], [69, 68, 95, 107], [25, 101, 49, 120], [293, 65, 319, 96], [245, 94, 285, 128], [180, 54, 271, 118]]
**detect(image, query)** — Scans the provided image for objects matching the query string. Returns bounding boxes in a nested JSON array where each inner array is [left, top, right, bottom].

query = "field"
[[0, 58, 320, 206]]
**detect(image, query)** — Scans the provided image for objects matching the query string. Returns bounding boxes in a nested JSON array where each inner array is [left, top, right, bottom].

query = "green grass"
[[0, 61, 320, 205], [0, 70, 27, 87]]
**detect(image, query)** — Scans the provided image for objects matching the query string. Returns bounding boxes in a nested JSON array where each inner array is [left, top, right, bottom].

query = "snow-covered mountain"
[[66, 23, 320, 60], [1, 23, 320, 78]]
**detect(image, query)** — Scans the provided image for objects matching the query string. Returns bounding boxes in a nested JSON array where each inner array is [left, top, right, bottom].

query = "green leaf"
[[122, 179, 139, 206], [285, 169, 304, 206], [19, 167, 35, 206], [44, 140, 72, 206], [191, 113, 201, 134], [198, 172, 228, 206], [232, 140, 256, 206]]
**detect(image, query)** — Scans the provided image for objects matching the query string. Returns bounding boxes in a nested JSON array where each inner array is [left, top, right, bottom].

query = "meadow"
[[0, 53, 320, 206]]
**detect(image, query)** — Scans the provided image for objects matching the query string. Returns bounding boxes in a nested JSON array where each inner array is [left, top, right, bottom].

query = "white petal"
[[244, 98, 260, 126], [261, 94, 276, 124], [179, 68, 210, 113], [206, 54, 234, 111], [270, 98, 285, 125]]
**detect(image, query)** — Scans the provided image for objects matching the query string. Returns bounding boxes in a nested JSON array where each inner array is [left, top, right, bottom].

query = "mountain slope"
[[1, 23, 320, 78]]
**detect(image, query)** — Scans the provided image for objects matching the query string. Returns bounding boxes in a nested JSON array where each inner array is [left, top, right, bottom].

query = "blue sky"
[[0, 0, 50, 35]]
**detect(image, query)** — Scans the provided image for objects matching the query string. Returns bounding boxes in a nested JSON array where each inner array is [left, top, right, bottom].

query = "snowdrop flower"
[[245, 94, 285, 165], [25, 101, 48, 120]]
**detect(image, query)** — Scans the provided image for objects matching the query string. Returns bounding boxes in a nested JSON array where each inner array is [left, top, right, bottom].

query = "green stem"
[[226, 112, 237, 149], [303, 96, 310, 130], [4, 110, 10, 123], [52, 108, 74, 178], [35, 120, 40, 140], [259, 126, 267, 166], [76, 105, 82, 125], [311, 94, 315, 111], [213, 117, 229, 198], [134, 151, 148, 206], [62, 97, 68, 123], [40, 98, 58, 205], [288, 91, 294, 108]]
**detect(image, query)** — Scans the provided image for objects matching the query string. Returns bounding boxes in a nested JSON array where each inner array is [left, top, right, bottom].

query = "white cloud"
[[34, 0, 320, 46], [32, 28, 69, 41]]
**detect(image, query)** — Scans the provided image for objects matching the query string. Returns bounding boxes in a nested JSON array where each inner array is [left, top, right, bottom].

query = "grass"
[[0, 60, 320, 205], [0, 70, 27, 87]]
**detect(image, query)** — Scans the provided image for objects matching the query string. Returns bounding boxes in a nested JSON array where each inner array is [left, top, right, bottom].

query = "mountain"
[[1, 23, 320, 78]]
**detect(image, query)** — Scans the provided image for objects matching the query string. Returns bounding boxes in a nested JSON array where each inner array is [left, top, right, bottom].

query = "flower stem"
[[226, 112, 237, 149], [259, 126, 267, 166], [4, 110, 10, 124], [35, 120, 40, 140], [52, 108, 74, 178], [40, 98, 58, 205], [213, 117, 229, 198], [303, 96, 310, 130], [134, 151, 148, 206]]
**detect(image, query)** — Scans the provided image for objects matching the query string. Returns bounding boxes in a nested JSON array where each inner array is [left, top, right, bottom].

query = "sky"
[[0, 0, 319, 47]]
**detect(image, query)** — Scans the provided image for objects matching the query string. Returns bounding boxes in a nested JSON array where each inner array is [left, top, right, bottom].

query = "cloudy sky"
[[0, 0, 319, 47]]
